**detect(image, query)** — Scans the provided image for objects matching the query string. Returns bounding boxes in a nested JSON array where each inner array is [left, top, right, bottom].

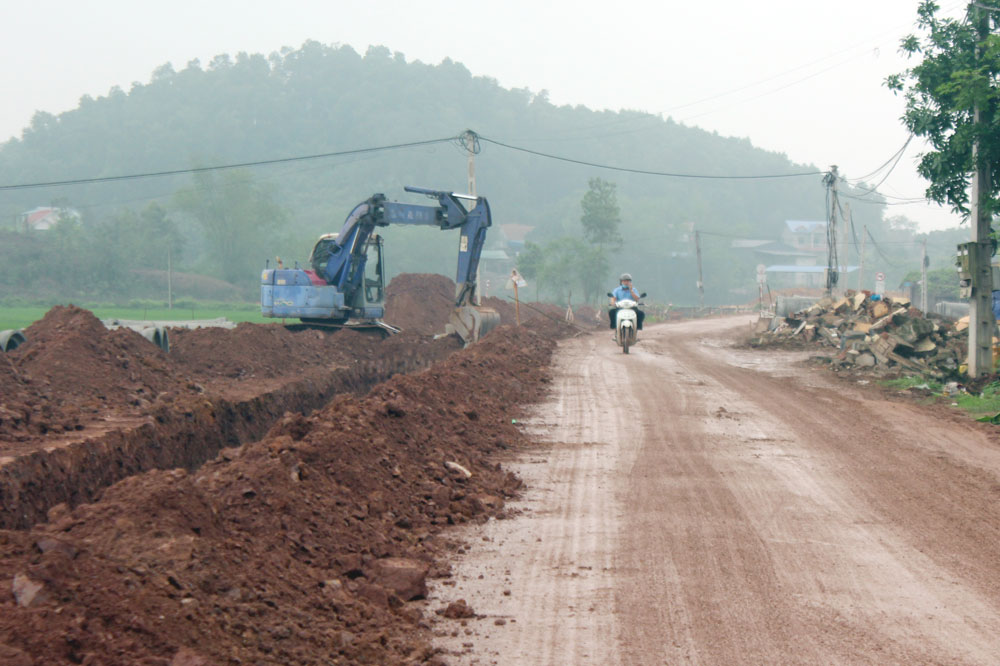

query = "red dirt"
[[0, 324, 557, 665], [0, 273, 569, 665], [384, 273, 457, 336]]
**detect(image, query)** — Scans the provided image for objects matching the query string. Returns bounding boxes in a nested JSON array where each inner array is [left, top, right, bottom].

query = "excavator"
[[260, 186, 500, 343]]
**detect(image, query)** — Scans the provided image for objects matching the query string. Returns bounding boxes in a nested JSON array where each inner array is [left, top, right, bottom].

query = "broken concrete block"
[[855, 352, 877, 367], [870, 336, 897, 364]]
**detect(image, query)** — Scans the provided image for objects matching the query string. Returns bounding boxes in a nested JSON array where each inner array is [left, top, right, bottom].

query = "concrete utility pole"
[[841, 202, 851, 295], [968, 5, 994, 377], [921, 238, 928, 313], [694, 230, 705, 310], [823, 166, 840, 296], [167, 247, 173, 310], [858, 225, 867, 292], [462, 130, 482, 306]]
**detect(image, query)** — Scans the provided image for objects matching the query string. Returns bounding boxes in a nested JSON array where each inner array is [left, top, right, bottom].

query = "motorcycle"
[[607, 292, 646, 354]]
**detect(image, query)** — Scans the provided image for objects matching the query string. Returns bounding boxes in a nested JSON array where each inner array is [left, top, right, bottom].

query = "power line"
[[0, 136, 461, 191], [475, 134, 824, 180], [846, 135, 913, 184]]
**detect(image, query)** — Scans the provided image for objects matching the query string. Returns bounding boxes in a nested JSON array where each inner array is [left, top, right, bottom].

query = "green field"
[[0, 304, 269, 332]]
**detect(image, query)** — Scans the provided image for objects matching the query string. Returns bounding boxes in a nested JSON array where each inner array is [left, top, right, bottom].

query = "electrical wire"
[[845, 136, 913, 198], [0, 135, 461, 191], [475, 134, 824, 180], [845, 135, 913, 184]]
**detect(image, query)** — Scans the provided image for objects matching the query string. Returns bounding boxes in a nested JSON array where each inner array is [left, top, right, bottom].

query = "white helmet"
[[620, 273, 632, 282]]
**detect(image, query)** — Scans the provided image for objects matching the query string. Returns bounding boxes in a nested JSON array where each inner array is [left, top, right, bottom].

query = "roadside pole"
[[507, 269, 525, 326], [921, 238, 928, 313], [968, 5, 993, 377], [858, 225, 867, 292], [464, 130, 481, 307], [695, 230, 704, 310]]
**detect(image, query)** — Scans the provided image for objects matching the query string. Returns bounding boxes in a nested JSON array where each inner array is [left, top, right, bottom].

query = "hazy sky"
[[1, 0, 972, 231]]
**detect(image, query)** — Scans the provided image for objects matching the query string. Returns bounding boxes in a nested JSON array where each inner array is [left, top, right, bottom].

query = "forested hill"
[[0, 41, 891, 304]]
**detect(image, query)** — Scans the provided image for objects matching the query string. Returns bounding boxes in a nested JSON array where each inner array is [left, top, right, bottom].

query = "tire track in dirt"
[[432, 316, 1000, 665]]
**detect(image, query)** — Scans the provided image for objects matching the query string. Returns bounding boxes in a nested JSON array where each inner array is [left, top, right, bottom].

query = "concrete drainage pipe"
[[0, 329, 26, 352], [139, 326, 170, 353]]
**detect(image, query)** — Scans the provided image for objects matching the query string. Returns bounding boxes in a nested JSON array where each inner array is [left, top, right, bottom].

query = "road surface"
[[429, 316, 1000, 665]]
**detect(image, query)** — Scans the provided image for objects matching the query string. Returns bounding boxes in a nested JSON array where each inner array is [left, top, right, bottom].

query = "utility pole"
[[841, 202, 851, 295], [968, 5, 994, 377], [462, 130, 482, 306], [694, 229, 705, 310], [822, 166, 840, 296], [858, 225, 867, 292], [167, 247, 173, 310], [921, 238, 928, 313]]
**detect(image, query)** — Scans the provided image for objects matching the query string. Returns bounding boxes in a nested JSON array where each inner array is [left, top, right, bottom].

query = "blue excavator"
[[260, 186, 500, 343]]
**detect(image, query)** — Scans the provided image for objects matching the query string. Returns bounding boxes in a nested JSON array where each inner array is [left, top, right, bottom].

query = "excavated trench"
[[0, 350, 448, 530]]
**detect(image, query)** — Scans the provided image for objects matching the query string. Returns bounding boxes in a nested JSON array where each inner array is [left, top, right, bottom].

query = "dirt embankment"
[[0, 324, 557, 665], [0, 273, 575, 664]]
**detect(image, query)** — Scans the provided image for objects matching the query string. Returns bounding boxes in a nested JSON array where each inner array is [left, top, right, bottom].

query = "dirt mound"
[[0, 325, 558, 665], [1, 306, 186, 440], [16, 305, 181, 406], [384, 273, 457, 335]]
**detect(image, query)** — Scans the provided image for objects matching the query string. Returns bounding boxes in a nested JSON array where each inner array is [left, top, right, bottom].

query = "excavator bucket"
[[447, 306, 500, 344]]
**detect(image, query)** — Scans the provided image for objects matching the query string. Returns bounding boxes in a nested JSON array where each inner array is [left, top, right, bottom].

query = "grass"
[[956, 382, 1000, 421], [883, 376, 1000, 422], [0, 304, 269, 331]]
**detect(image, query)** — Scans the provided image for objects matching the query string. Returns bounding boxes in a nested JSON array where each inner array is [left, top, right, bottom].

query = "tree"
[[886, 0, 1000, 218], [173, 169, 287, 284], [580, 177, 623, 249]]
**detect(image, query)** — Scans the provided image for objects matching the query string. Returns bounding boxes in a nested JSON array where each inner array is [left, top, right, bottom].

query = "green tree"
[[580, 178, 623, 249], [886, 0, 1000, 217], [516, 237, 605, 305], [173, 169, 287, 284]]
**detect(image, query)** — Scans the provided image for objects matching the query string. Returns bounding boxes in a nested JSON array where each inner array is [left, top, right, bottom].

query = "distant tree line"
[[0, 40, 943, 306]]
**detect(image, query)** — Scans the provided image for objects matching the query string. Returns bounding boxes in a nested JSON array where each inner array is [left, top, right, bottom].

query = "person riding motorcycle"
[[609, 273, 645, 331]]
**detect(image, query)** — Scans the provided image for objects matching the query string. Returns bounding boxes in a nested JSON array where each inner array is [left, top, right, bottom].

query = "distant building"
[[733, 221, 855, 288], [20, 206, 81, 231], [498, 223, 534, 255], [782, 220, 827, 252]]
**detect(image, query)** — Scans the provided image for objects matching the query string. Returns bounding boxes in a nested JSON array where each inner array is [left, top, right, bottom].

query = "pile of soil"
[[0, 324, 558, 665], [384, 273, 596, 336], [1, 306, 185, 440], [384, 273, 457, 336]]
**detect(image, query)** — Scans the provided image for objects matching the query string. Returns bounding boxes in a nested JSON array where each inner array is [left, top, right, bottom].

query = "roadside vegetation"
[[883, 375, 1000, 422], [0, 301, 263, 332]]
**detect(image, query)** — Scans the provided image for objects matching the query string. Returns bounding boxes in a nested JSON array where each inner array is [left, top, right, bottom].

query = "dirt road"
[[431, 316, 1000, 665]]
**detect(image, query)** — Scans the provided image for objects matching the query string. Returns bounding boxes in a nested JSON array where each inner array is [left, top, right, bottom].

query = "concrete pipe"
[[139, 326, 170, 353], [0, 329, 26, 352]]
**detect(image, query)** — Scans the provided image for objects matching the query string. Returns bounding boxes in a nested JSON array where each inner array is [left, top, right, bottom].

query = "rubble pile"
[[752, 291, 966, 378]]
